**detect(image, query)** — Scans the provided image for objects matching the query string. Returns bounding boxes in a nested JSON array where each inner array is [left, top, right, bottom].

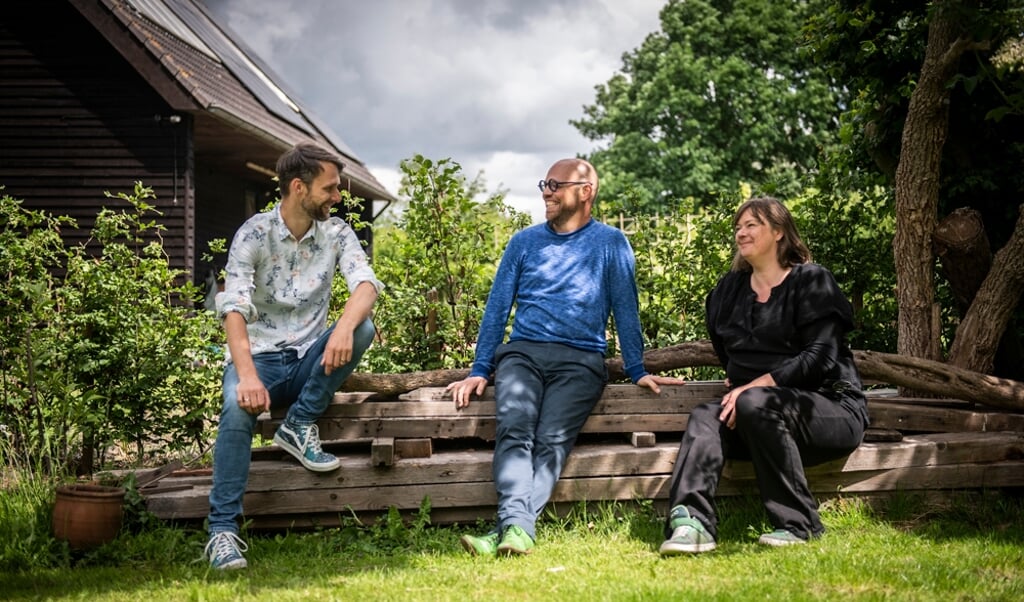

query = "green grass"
[[2, 491, 1023, 601]]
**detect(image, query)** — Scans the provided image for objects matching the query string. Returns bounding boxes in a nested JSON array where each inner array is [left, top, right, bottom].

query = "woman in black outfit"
[[659, 197, 869, 555]]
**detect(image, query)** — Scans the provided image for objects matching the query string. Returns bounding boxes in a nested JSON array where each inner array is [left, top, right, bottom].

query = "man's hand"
[[636, 374, 687, 396], [446, 376, 489, 409], [236, 375, 270, 414], [322, 324, 355, 375]]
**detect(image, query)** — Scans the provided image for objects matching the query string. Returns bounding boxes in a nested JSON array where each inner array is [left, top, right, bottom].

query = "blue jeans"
[[492, 341, 607, 540], [207, 319, 375, 535]]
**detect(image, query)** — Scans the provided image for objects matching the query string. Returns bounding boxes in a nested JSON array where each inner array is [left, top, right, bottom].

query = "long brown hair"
[[730, 197, 811, 272]]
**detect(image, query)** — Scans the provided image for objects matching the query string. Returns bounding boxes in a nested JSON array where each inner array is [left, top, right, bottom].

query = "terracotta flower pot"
[[51, 484, 126, 550]]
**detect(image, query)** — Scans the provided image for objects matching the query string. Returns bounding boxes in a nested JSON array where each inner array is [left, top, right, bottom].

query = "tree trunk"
[[933, 207, 992, 313], [947, 204, 1024, 373], [893, 3, 965, 361]]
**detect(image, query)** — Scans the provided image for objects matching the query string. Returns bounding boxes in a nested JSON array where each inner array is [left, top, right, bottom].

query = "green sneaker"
[[659, 505, 716, 555], [460, 531, 499, 557], [758, 529, 807, 547], [496, 525, 535, 556]]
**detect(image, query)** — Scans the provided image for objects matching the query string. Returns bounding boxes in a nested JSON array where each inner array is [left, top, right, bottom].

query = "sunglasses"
[[537, 179, 590, 193]]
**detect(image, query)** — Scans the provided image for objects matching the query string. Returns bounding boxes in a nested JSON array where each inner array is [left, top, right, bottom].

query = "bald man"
[[447, 158, 683, 557]]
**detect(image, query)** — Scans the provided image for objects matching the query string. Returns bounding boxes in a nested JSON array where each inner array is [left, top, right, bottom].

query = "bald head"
[[549, 158, 599, 200], [542, 158, 600, 232]]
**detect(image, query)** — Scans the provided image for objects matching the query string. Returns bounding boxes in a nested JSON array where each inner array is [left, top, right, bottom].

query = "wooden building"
[[0, 0, 394, 282]]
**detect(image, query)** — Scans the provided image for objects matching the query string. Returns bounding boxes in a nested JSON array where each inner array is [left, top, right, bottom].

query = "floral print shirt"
[[215, 204, 383, 362]]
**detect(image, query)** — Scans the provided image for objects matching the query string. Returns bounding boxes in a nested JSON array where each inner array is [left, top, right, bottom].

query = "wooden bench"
[[139, 382, 1024, 529]]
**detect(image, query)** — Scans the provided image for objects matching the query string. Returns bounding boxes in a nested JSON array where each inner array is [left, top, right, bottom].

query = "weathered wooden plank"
[[146, 459, 1024, 521], [134, 459, 184, 488], [395, 382, 728, 403], [260, 413, 689, 442], [868, 401, 1024, 433], [800, 460, 1024, 493], [722, 431, 1024, 479], [863, 428, 903, 442], [630, 432, 657, 448], [305, 394, 713, 419], [395, 438, 433, 459], [371, 438, 395, 467], [144, 432, 1024, 522], [147, 445, 681, 494], [154, 432, 1024, 495]]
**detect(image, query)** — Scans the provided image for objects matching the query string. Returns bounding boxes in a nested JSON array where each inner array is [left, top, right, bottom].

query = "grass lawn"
[[3, 493, 1023, 601]]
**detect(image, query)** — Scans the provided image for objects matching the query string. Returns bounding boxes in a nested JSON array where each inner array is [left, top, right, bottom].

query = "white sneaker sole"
[[659, 540, 717, 555]]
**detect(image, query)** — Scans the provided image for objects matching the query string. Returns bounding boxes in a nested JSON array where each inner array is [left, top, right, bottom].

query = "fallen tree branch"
[[343, 341, 1024, 411], [852, 349, 1024, 410]]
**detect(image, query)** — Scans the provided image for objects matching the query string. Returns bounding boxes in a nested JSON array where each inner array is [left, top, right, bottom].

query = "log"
[[604, 340, 719, 379], [341, 341, 719, 395], [341, 369, 470, 397], [852, 350, 1024, 411], [341, 342, 1024, 412]]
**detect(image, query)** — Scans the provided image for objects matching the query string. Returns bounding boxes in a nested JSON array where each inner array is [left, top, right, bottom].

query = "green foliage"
[[0, 192, 78, 469], [620, 187, 898, 364], [0, 464, 66, 572], [575, 0, 842, 213], [0, 185, 221, 475], [56, 184, 221, 471], [794, 187, 898, 352], [610, 200, 735, 380], [365, 156, 530, 372]]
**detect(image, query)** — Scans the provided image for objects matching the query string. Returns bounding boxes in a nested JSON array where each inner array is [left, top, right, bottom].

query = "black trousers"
[[664, 386, 867, 541]]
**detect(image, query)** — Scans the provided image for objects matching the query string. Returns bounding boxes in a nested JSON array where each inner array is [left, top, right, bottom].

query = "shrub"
[[0, 184, 222, 476]]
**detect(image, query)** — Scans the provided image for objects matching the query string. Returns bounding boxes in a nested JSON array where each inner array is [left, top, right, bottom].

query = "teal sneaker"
[[659, 505, 716, 555], [273, 422, 340, 472], [496, 525, 535, 556], [460, 531, 499, 557], [204, 531, 248, 570], [758, 529, 807, 547]]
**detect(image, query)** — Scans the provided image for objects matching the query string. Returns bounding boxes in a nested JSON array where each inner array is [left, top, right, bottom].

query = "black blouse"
[[705, 263, 862, 394]]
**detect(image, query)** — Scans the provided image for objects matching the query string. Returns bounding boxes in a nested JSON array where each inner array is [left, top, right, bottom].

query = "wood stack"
[[140, 382, 1024, 529]]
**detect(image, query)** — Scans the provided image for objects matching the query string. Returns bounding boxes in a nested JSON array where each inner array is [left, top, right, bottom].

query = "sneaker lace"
[[303, 424, 325, 455], [205, 531, 248, 561]]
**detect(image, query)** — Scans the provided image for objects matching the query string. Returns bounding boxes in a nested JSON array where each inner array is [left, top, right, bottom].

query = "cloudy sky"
[[201, 0, 666, 222]]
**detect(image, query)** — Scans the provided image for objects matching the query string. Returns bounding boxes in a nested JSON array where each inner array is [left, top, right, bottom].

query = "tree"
[[806, 0, 1024, 379], [573, 0, 841, 213], [366, 156, 530, 373]]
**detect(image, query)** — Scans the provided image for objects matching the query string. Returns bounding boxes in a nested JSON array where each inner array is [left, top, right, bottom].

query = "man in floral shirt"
[[204, 141, 383, 570]]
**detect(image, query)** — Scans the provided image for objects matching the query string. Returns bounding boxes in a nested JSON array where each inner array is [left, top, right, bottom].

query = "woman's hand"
[[718, 374, 776, 429]]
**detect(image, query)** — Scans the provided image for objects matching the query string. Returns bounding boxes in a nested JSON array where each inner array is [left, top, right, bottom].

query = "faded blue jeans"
[[207, 319, 375, 535], [492, 340, 607, 540]]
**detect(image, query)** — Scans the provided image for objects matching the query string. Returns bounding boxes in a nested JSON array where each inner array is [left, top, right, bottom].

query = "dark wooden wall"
[[0, 1, 193, 274]]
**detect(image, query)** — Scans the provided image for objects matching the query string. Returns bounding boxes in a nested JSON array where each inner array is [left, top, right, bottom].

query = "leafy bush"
[[365, 158, 897, 379], [0, 184, 222, 476], [364, 156, 530, 373]]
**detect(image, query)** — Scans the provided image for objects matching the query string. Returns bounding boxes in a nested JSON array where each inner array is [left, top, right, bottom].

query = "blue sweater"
[[469, 218, 649, 383]]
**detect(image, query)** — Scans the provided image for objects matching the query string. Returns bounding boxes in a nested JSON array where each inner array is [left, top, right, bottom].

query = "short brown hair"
[[275, 141, 344, 195]]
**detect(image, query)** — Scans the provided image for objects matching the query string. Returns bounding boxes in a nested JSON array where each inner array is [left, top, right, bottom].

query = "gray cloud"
[[202, 0, 664, 220]]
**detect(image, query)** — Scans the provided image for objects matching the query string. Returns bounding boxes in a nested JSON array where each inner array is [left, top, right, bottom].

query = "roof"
[[78, 0, 395, 202]]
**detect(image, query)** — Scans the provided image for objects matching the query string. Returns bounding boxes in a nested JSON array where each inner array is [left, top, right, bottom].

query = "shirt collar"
[[271, 203, 320, 243]]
